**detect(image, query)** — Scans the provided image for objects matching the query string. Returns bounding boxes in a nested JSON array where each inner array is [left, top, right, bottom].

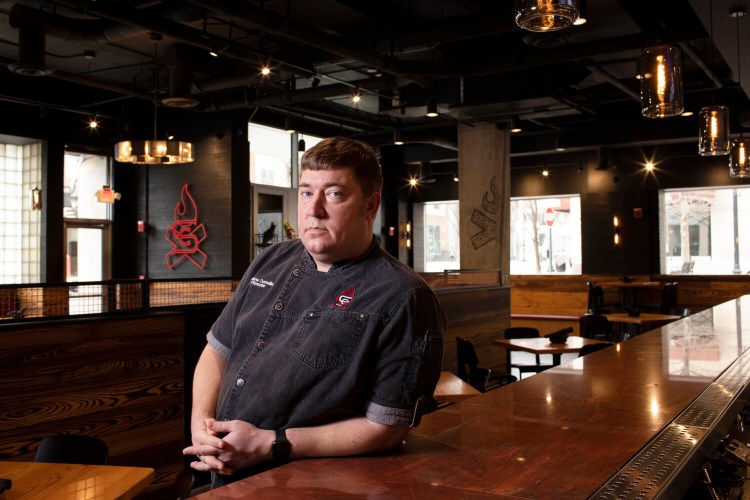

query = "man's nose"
[[305, 193, 325, 217]]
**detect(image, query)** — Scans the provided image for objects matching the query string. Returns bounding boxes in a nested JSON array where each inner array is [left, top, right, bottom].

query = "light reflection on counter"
[[666, 296, 750, 379]]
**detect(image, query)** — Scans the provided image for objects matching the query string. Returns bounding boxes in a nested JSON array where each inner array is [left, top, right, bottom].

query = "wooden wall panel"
[[0, 313, 185, 498]]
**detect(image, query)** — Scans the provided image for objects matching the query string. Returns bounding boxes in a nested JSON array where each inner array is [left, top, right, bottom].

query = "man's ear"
[[366, 192, 381, 218]]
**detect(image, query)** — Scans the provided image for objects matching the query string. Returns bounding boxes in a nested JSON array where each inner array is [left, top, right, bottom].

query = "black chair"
[[670, 307, 691, 317], [642, 282, 679, 314], [587, 281, 614, 314], [504, 327, 555, 379], [582, 314, 618, 342], [578, 342, 614, 357], [34, 434, 109, 465], [456, 337, 516, 392], [169, 470, 196, 499], [660, 282, 679, 314]]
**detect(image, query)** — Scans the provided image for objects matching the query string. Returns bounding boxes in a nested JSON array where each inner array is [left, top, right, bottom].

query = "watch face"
[[272, 439, 291, 460]]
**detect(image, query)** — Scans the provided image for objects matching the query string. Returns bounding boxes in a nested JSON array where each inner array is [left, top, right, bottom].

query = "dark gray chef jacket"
[[206, 237, 445, 484]]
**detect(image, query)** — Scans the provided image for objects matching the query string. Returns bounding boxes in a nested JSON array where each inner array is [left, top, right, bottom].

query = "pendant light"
[[114, 37, 194, 164], [515, 0, 579, 32], [699, 0, 730, 155], [729, 7, 748, 178], [639, 45, 684, 118]]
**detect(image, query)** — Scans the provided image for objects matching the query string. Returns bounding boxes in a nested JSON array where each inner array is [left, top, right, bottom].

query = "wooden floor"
[[193, 296, 750, 499]]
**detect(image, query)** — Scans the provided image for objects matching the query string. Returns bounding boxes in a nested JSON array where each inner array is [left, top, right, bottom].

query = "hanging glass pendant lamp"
[[698, 105, 730, 155], [639, 45, 684, 118], [729, 7, 748, 178], [515, 0, 579, 32], [699, 0, 730, 155], [729, 137, 750, 178]]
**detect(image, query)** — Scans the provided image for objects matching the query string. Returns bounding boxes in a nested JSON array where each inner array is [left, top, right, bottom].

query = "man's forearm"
[[285, 417, 410, 460], [191, 345, 226, 432]]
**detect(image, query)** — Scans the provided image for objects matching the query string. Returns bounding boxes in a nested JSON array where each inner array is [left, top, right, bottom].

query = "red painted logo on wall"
[[165, 184, 208, 270]]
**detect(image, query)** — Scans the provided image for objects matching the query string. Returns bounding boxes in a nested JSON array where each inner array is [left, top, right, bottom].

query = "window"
[[63, 151, 111, 285], [419, 201, 460, 272], [510, 195, 582, 274], [660, 187, 750, 274], [249, 124, 293, 187], [0, 138, 41, 284], [64, 152, 111, 220]]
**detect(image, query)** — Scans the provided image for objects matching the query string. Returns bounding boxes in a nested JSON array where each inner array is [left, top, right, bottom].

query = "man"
[[183, 136, 446, 487]]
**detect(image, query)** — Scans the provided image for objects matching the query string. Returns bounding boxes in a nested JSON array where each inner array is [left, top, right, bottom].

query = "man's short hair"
[[300, 136, 383, 196]]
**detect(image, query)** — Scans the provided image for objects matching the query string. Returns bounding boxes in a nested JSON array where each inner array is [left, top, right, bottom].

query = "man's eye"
[[327, 191, 341, 198], [300, 191, 311, 197]]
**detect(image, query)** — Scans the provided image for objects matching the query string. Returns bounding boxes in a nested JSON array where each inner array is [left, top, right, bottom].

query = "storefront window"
[[660, 187, 750, 274], [510, 195, 582, 274]]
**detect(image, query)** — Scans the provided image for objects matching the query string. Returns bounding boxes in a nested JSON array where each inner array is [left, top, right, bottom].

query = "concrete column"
[[458, 122, 510, 283]]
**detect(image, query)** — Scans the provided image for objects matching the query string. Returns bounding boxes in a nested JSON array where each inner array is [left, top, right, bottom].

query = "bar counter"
[[194, 296, 750, 499]]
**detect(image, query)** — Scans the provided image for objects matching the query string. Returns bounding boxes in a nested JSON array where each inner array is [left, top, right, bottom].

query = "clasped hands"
[[183, 418, 274, 475]]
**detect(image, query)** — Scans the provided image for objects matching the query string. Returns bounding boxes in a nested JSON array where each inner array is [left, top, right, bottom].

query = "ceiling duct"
[[7, 21, 52, 76], [162, 45, 200, 108]]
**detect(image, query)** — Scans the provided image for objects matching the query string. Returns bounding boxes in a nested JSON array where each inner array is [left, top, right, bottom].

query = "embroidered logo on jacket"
[[331, 286, 355, 308]]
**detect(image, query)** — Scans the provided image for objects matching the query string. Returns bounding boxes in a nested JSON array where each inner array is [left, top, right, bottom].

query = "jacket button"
[[235, 378, 245, 387], [292, 268, 301, 277], [257, 340, 266, 349], [274, 302, 284, 311]]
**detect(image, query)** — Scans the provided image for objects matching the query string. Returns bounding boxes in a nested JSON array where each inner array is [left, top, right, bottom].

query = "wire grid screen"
[[0, 282, 143, 320], [421, 270, 502, 289], [149, 280, 234, 307]]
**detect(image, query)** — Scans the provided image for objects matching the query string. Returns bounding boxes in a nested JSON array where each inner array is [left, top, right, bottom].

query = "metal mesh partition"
[[0, 279, 235, 321]]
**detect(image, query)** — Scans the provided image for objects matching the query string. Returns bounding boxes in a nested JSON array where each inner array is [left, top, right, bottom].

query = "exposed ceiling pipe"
[[200, 77, 394, 108], [48, 0, 314, 78], [584, 62, 640, 101], [10, 3, 152, 46], [679, 42, 723, 89], [0, 53, 146, 99], [185, 0, 396, 77]]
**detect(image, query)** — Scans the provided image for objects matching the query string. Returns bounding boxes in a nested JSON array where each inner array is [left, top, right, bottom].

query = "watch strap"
[[272, 428, 291, 461]]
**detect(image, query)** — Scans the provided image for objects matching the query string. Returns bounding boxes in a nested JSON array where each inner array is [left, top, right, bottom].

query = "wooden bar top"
[[194, 296, 750, 499], [1, 461, 153, 500]]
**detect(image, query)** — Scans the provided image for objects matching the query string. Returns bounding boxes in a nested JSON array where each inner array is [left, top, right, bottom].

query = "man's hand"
[[183, 418, 232, 475], [183, 419, 275, 475], [210, 420, 276, 471]]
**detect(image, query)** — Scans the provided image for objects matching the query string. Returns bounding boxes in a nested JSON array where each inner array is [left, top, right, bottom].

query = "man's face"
[[297, 167, 380, 271]]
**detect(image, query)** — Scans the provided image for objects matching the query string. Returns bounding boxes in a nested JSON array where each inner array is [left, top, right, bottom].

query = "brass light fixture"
[[31, 186, 42, 210], [114, 37, 194, 165], [639, 45, 684, 118], [515, 0, 579, 32], [613, 214, 621, 246], [729, 7, 748, 178], [699, 0, 730, 156]]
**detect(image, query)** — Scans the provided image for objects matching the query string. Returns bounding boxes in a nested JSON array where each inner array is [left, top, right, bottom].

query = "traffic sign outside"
[[544, 207, 555, 227]]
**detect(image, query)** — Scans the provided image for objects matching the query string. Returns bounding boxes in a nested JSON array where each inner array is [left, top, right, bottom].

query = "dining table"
[[493, 335, 607, 366], [603, 312, 682, 336], [0, 461, 154, 500], [433, 370, 481, 404]]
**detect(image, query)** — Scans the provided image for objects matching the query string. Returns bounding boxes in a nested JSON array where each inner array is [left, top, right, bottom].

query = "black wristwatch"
[[271, 429, 291, 461]]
